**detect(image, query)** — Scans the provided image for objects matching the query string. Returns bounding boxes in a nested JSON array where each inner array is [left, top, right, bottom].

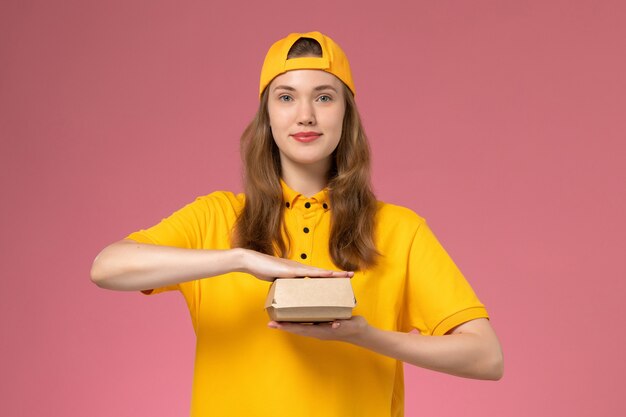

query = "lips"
[[291, 132, 322, 143]]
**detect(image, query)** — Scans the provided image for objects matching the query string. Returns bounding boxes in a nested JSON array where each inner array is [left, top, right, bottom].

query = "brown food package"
[[264, 278, 357, 322]]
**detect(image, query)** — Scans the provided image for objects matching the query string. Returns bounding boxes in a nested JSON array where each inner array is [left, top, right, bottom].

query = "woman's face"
[[267, 69, 346, 171]]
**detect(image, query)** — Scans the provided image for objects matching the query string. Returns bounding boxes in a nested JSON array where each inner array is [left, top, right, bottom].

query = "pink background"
[[1, 0, 624, 415]]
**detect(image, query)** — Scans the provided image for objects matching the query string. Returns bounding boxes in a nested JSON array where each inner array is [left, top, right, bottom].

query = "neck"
[[280, 158, 331, 197]]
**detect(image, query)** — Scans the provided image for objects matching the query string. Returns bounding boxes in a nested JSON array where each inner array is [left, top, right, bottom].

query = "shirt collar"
[[280, 178, 330, 210]]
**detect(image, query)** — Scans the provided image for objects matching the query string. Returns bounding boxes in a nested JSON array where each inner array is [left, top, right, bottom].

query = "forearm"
[[91, 239, 351, 292], [90, 240, 245, 291], [348, 324, 503, 380]]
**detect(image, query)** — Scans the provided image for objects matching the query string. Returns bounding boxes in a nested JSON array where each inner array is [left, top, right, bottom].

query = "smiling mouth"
[[291, 132, 322, 143]]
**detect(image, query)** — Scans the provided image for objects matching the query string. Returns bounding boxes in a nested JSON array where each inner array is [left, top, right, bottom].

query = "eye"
[[317, 95, 333, 102], [278, 95, 293, 102]]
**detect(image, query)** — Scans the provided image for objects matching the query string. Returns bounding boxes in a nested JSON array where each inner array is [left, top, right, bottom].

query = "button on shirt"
[[281, 180, 331, 267], [127, 179, 489, 417]]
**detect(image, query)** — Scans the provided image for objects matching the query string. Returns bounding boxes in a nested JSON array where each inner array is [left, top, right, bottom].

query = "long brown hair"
[[234, 38, 379, 271]]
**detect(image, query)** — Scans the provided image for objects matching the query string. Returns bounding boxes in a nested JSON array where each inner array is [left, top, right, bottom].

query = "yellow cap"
[[259, 31, 355, 99]]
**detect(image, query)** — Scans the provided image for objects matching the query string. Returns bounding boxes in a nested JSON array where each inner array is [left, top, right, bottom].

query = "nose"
[[297, 101, 316, 126]]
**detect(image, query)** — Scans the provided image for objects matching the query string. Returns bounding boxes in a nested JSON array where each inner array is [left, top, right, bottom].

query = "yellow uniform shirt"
[[127, 180, 489, 417]]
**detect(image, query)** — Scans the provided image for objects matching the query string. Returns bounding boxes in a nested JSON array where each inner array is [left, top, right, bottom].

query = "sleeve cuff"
[[125, 232, 157, 245], [140, 287, 176, 296], [431, 306, 490, 336]]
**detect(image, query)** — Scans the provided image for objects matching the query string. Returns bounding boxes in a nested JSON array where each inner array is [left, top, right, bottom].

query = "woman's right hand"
[[237, 248, 354, 282], [90, 241, 353, 292]]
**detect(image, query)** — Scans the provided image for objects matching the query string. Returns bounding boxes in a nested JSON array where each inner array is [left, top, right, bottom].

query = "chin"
[[297, 155, 334, 166], [284, 152, 331, 166]]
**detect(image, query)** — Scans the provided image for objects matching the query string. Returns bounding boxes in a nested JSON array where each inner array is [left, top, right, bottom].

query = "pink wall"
[[1, 0, 624, 415]]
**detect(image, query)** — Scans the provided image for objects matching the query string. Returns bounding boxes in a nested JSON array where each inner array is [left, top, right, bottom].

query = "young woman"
[[91, 31, 503, 417]]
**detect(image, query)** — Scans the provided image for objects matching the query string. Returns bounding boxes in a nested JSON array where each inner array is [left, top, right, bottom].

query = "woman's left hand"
[[268, 315, 369, 343]]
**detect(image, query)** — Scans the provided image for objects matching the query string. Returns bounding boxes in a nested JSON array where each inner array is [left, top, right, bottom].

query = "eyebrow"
[[272, 84, 338, 93]]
